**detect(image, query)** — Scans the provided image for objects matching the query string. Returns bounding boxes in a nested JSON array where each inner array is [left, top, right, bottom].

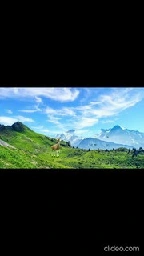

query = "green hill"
[[0, 122, 144, 169]]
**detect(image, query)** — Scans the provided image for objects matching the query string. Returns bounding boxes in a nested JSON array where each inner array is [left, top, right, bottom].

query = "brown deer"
[[51, 138, 61, 157]]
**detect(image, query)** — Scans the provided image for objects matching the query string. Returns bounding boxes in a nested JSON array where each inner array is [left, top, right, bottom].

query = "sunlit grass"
[[0, 125, 144, 169]]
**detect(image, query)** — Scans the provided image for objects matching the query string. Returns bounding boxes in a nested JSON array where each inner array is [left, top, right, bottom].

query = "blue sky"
[[0, 87, 144, 137]]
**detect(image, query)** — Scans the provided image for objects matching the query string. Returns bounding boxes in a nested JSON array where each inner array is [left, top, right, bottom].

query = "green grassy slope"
[[0, 123, 144, 169]]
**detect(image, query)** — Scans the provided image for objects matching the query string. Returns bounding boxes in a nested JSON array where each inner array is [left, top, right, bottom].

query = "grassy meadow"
[[0, 123, 144, 169]]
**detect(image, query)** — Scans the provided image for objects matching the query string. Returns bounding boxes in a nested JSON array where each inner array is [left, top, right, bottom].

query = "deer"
[[51, 138, 61, 157]]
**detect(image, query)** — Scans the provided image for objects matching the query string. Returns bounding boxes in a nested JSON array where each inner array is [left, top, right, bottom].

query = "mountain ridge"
[[96, 125, 144, 148], [1, 122, 144, 169], [55, 125, 144, 149], [78, 137, 133, 150], [1, 122, 143, 150]]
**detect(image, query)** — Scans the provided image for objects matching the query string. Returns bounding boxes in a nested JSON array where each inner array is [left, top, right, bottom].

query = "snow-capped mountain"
[[78, 138, 133, 150], [55, 126, 144, 150], [56, 130, 83, 147], [95, 125, 144, 148]]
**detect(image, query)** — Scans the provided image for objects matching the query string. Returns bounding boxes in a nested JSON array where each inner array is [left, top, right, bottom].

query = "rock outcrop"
[[12, 122, 25, 132]]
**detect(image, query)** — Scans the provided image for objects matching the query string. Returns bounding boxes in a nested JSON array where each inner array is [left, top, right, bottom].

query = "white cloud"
[[72, 88, 144, 120], [0, 87, 79, 102], [0, 117, 18, 125], [93, 88, 143, 118], [45, 107, 57, 115], [19, 104, 42, 113], [31, 124, 64, 137], [13, 88, 19, 94], [42, 88, 144, 132], [48, 115, 61, 125], [19, 109, 38, 113], [2, 87, 143, 136], [35, 96, 42, 103], [16, 116, 34, 123], [90, 101, 101, 106], [0, 88, 16, 98], [75, 105, 92, 111], [45, 106, 75, 116], [60, 107, 76, 116], [0, 115, 34, 125], [73, 117, 98, 129], [6, 110, 13, 114]]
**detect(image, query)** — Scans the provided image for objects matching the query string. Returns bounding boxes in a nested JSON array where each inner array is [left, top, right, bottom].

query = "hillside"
[[0, 122, 144, 169]]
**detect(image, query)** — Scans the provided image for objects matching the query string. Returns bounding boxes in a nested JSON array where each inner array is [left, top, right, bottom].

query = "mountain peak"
[[12, 122, 26, 132], [0, 122, 29, 133], [111, 125, 122, 130]]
